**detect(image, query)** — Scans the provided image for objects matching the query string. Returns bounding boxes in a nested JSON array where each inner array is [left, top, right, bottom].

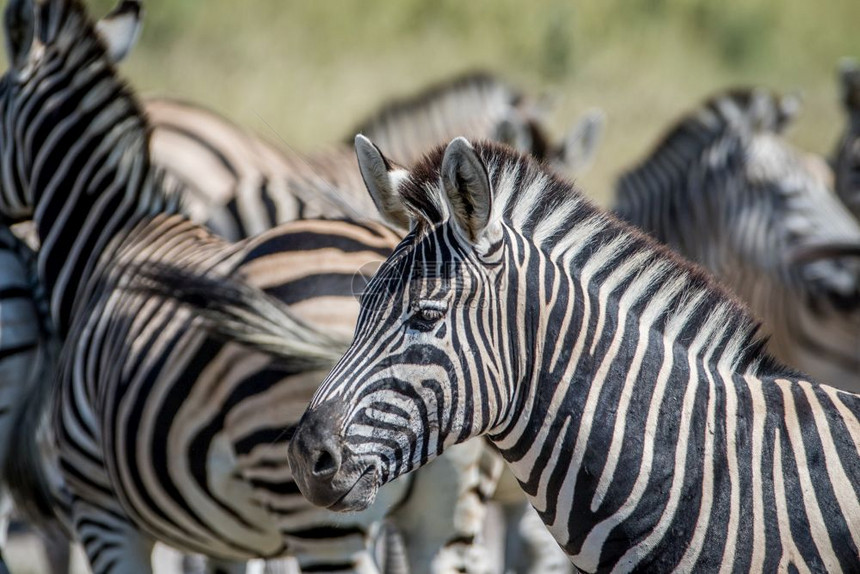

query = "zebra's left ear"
[[95, 0, 143, 64], [3, 0, 35, 71], [440, 138, 496, 246], [355, 135, 412, 230], [553, 109, 605, 176]]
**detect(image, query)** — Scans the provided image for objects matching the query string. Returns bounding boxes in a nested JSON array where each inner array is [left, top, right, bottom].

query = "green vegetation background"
[[31, 0, 860, 203]]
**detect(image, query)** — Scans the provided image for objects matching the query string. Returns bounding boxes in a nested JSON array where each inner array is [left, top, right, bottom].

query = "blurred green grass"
[[23, 1, 860, 204]]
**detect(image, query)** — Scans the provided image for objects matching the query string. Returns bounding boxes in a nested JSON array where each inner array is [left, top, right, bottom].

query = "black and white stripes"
[[290, 136, 860, 572]]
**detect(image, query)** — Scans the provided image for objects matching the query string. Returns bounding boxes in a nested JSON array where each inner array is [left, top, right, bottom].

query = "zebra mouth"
[[326, 465, 378, 512]]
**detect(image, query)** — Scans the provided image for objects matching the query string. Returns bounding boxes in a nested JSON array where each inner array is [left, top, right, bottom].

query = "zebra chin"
[[288, 400, 381, 512]]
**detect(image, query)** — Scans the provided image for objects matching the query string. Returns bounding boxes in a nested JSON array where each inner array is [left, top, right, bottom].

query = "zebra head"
[[289, 136, 516, 512], [616, 87, 860, 390], [0, 0, 142, 221]]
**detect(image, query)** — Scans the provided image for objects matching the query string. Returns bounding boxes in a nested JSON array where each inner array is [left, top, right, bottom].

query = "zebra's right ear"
[[3, 0, 35, 71], [354, 135, 411, 230], [95, 0, 143, 64], [493, 116, 533, 153]]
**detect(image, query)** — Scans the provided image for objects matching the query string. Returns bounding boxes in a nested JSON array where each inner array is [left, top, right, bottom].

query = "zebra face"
[[0, 0, 142, 221], [290, 137, 511, 512]]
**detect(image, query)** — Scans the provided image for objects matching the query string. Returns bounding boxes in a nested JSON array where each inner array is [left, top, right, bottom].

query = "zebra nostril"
[[311, 446, 340, 479]]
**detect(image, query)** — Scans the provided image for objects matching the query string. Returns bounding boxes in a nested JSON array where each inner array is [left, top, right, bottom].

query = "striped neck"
[[487, 212, 800, 566], [5, 4, 174, 334]]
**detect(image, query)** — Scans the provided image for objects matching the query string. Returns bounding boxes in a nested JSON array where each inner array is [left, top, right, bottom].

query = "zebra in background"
[[834, 58, 860, 220], [0, 0, 510, 572], [613, 88, 860, 391], [145, 77, 604, 240], [269, 134, 860, 572]]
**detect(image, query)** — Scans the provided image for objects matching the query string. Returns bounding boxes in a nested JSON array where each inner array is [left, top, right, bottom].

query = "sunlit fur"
[[615, 88, 860, 391], [298, 138, 860, 572]]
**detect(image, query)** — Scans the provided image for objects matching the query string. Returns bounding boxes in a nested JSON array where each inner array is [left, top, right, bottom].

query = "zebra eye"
[[409, 300, 447, 331]]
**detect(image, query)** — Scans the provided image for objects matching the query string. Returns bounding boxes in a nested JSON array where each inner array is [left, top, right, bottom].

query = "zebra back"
[[145, 74, 602, 242], [146, 98, 376, 239], [347, 71, 553, 165]]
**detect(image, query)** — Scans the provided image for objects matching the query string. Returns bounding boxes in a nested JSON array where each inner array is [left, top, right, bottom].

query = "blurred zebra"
[[0, 1, 505, 572], [834, 58, 860, 219], [276, 135, 860, 572], [146, 78, 604, 240], [0, 225, 55, 573], [613, 88, 860, 391]]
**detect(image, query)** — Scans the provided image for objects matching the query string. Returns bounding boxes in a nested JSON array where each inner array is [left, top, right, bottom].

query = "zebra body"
[[145, 78, 603, 241], [835, 59, 860, 220], [0, 1, 503, 572], [146, 97, 377, 239], [614, 89, 860, 392], [287, 135, 860, 572]]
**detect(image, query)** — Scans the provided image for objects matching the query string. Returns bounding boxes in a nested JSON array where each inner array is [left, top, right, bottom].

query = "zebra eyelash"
[[408, 299, 448, 329]]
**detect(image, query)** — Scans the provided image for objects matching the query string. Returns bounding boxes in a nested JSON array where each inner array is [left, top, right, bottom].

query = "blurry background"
[[67, 0, 860, 206], [0, 1, 858, 571]]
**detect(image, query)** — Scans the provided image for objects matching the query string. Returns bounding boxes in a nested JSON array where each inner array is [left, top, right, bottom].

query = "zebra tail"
[[2, 337, 67, 530], [133, 262, 351, 370]]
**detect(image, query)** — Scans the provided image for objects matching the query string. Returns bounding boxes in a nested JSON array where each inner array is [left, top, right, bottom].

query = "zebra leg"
[[179, 554, 249, 574], [260, 558, 300, 574], [39, 520, 72, 574], [492, 468, 573, 574], [388, 441, 503, 574], [501, 503, 573, 574], [72, 500, 155, 574], [293, 545, 381, 574]]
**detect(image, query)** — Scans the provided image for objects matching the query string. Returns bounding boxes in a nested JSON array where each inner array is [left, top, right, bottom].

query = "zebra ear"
[[95, 0, 143, 64], [354, 135, 411, 230], [554, 108, 605, 175], [493, 116, 532, 152], [440, 137, 494, 244], [3, 0, 35, 71]]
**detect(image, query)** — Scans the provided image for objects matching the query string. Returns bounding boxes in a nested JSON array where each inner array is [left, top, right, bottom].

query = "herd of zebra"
[[0, 0, 857, 573]]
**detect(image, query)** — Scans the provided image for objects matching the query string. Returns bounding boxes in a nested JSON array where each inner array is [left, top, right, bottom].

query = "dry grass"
[[42, 0, 860, 206], [0, 0, 852, 205]]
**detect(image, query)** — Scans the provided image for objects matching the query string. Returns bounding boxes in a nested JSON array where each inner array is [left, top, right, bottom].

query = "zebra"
[[613, 88, 860, 392], [145, 84, 604, 241], [0, 1, 509, 572], [264, 134, 860, 572], [834, 58, 860, 220]]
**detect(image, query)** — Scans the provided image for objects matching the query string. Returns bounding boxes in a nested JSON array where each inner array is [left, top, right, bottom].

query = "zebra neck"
[[32, 124, 169, 336], [488, 231, 787, 566]]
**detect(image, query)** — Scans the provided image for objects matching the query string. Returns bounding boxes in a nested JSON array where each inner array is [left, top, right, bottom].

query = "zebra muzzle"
[[289, 400, 378, 511]]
